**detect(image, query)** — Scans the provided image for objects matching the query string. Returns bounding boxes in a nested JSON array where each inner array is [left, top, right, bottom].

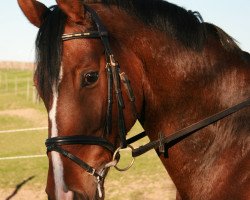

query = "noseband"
[[45, 4, 250, 186]]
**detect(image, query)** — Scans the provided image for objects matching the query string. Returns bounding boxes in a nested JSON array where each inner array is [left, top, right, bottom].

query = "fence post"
[[32, 87, 37, 103], [5, 74, 8, 92], [15, 77, 18, 95], [27, 78, 30, 100]]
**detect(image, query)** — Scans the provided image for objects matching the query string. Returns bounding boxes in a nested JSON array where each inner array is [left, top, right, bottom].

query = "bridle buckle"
[[88, 168, 96, 176], [109, 54, 118, 67]]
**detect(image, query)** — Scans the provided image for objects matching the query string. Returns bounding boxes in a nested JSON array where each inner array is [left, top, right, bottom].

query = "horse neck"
[[94, 5, 245, 125], [95, 4, 250, 196], [94, 4, 249, 143]]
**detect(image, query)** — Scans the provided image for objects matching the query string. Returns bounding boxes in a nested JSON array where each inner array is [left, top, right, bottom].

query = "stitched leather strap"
[[46, 135, 115, 179], [62, 31, 106, 41], [46, 135, 115, 153]]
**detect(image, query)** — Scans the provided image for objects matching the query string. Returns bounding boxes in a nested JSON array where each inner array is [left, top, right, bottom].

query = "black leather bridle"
[[45, 5, 129, 181], [45, 4, 250, 184]]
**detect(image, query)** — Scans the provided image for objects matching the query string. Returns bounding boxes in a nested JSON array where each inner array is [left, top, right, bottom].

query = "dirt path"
[[0, 180, 176, 200], [0, 108, 47, 127], [0, 188, 47, 200], [0, 171, 176, 200]]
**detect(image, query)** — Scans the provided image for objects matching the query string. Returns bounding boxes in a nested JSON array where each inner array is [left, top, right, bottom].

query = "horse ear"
[[56, 0, 85, 24], [17, 0, 49, 28]]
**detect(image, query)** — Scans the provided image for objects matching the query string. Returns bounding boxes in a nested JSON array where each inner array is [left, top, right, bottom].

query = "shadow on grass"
[[5, 175, 35, 200]]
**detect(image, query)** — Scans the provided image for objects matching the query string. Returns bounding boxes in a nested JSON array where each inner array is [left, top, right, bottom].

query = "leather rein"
[[45, 5, 250, 182]]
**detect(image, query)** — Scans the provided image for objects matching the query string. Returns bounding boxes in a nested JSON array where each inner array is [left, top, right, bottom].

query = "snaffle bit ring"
[[112, 145, 135, 172]]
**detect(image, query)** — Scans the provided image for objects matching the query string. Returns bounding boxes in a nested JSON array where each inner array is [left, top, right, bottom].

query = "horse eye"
[[82, 71, 99, 87]]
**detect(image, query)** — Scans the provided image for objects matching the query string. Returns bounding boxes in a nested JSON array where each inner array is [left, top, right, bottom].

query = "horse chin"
[[72, 187, 105, 200], [70, 176, 106, 200]]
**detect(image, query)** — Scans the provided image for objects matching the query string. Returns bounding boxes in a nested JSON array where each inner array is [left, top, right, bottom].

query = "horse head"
[[18, 0, 250, 200], [18, 0, 144, 199]]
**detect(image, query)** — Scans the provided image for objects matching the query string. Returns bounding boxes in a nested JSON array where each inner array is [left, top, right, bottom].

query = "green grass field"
[[0, 68, 48, 197], [0, 68, 175, 200]]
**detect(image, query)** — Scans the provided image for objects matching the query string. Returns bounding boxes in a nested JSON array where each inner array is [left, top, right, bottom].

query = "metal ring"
[[112, 145, 135, 172]]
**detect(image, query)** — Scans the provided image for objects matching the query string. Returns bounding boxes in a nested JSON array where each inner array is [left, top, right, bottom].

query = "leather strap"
[[127, 131, 147, 144], [47, 145, 102, 178], [46, 135, 115, 153], [132, 98, 250, 157], [85, 5, 128, 148], [85, 5, 113, 57], [106, 66, 113, 135], [46, 135, 115, 179], [62, 31, 106, 41]]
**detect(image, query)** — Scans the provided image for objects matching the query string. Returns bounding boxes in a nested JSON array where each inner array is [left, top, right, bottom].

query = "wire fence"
[[0, 154, 46, 161], [0, 69, 46, 164], [0, 72, 38, 103]]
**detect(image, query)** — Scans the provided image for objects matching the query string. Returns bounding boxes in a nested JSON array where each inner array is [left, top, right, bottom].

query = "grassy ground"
[[0, 68, 49, 197], [0, 68, 176, 200], [0, 68, 45, 111]]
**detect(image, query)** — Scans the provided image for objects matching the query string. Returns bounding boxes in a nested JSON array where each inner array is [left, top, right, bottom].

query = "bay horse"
[[18, 0, 250, 199]]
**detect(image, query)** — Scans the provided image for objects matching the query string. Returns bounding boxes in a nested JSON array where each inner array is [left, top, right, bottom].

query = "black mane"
[[35, 6, 66, 98]]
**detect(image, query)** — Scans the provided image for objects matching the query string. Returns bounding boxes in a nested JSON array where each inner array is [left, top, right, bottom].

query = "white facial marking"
[[49, 84, 59, 138], [49, 66, 73, 199]]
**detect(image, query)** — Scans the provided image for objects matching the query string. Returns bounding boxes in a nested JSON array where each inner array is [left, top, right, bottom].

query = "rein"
[[128, 98, 250, 157], [45, 4, 250, 188]]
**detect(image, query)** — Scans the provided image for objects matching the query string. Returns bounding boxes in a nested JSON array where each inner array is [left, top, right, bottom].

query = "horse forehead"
[[64, 15, 92, 32], [62, 32, 103, 54]]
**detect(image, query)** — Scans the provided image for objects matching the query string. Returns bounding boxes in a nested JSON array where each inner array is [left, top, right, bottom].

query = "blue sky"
[[0, 0, 249, 61]]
